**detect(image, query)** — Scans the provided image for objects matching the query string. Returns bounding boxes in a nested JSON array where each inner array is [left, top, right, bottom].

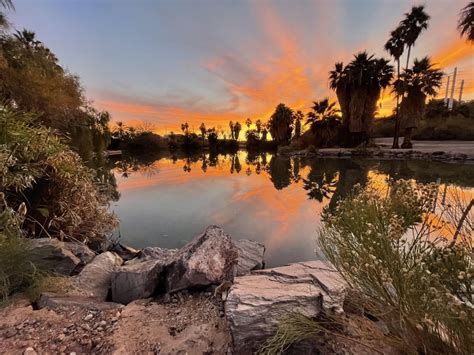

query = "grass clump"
[[0, 108, 117, 246], [319, 180, 473, 354]]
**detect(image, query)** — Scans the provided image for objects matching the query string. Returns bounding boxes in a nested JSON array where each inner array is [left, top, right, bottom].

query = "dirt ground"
[[0, 291, 230, 355]]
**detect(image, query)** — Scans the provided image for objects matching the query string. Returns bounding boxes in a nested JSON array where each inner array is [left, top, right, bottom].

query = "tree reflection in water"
[[108, 152, 474, 209]]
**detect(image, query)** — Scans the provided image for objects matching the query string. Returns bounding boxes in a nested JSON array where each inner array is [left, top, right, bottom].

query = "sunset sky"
[[10, 0, 474, 134]]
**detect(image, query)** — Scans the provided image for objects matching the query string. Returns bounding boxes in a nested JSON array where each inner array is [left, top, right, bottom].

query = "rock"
[[138, 246, 178, 260], [23, 347, 37, 355], [29, 238, 81, 275], [73, 252, 123, 300], [36, 293, 121, 311], [111, 248, 176, 304], [63, 242, 96, 269], [234, 239, 265, 276], [108, 243, 140, 261], [165, 225, 238, 293], [225, 260, 347, 353]]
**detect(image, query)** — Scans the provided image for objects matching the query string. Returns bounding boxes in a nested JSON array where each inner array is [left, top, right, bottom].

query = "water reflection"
[[108, 152, 474, 267]]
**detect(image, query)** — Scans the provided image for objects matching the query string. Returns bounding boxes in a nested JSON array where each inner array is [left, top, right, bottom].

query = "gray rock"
[[225, 260, 347, 353], [73, 251, 123, 300], [234, 239, 265, 276], [29, 238, 81, 275], [111, 249, 176, 304], [138, 246, 178, 260], [36, 292, 121, 311], [63, 241, 96, 267], [165, 225, 238, 293]]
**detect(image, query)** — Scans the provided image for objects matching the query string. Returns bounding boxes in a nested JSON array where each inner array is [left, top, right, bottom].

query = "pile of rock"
[[28, 226, 349, 353], [31, 225, 266, 305]]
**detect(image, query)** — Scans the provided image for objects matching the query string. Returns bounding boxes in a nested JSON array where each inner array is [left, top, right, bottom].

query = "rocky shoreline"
[[283, 146, 474, 164], [0, 226, 391, 354]]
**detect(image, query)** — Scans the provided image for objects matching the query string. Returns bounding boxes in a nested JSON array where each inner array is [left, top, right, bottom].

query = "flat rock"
[[165, 225, 238, 293], [73, 252, 123, 300], [29, 238, 81, 275], [111, 249, 177, 304], [234, 239, 265, 276], [36, 293, 121, 311], [225, 260, 347, 353]]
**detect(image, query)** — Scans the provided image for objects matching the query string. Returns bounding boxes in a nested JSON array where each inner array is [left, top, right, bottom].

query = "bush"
[[414, 116, 474, 140], [0, 194, 71, 303], [122, 131, 167, 152], [318, 181, 473, 354], [0, 108, 117, 246]]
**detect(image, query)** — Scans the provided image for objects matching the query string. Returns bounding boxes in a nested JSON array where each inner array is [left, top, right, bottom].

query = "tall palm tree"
[[400, 6, 430, 71], [228, 121, 234, 139], [395, 57, 443, 148], [458, 2, 474, 42], [293, 110, 304, 138], [385, 27, 406, 148], [329, 52, 393, 146]]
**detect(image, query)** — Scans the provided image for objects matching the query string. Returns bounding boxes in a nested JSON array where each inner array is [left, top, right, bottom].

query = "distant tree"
[[293, 110, 304, 138], [114, 121, 126, 140], [199, 122, 206, 140], [261, 124, 269, 141], [234, 121, 242, 140], [255, 119, 262, 138], [180, 122, 189, 135], [458, 2, 474, 42], [207, 127, 218, 146], [228, 121, 234, 139], [245, 118, 252, 135], [395, 57, 443, 148], [268, 103, 294, 145]]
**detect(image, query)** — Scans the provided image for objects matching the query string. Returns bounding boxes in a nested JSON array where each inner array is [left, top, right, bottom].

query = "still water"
[[109, 152, 474, 267]]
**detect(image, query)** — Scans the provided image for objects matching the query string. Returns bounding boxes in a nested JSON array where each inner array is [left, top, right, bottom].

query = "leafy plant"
[[319, 180, 473, 354]]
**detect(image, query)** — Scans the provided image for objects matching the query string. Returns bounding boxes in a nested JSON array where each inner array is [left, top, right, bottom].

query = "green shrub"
[[318, 181, 473, 354], [0, 108, 117, 246]]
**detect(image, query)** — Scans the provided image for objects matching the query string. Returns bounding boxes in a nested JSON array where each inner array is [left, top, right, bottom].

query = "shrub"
[[122, 131, 167, 152], [0, 108, 117, 246], [319, 181, 473, 354], [0, 194, 71, 303]]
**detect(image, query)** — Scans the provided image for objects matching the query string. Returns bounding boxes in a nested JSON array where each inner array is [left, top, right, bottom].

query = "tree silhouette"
[[229, 121, 234, 139], [458, 2, 474, 42], [199, 122, 206, 140], [395, 57, 443, 148], [268, 103, 294, 146], [294, 111, 303, 138], [233, 121, 242, 141]]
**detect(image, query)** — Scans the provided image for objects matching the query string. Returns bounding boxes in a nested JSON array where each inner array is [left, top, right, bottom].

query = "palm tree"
[[268, 103, 294, 145], [395, 57, 443, 148], [255, 119, 262, 137], [329, 52, 393, 146], [306, 99, 339, 130], [400, 6, 430, 71], [0, 0, 13, 28], [228, 121, 234, 139], [245, 118, 252, 129], [199, 122, 206, 140], [114, 121, 126, 140], [293, 110, 304, 138], [458, 2, 474, 42], [233, 121, 242, 140], [385, 27, 406, 148]]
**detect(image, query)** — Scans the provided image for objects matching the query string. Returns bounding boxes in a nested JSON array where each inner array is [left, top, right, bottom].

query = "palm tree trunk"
[[405, 45, 412, 72], [392, 59, 401, 148]]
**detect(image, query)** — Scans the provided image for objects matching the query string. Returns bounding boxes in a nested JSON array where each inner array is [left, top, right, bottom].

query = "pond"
[[107, 152, 474, 267]]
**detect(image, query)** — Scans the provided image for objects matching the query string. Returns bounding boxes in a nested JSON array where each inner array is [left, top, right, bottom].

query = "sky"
[[9, 0, 474, 134]]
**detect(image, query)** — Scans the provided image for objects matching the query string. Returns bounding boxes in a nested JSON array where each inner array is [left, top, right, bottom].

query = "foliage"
[[458, 2, 474, 42], [319, 181, 473, 354], [268, 103, 294, 146], [0, 108, 117, 245]]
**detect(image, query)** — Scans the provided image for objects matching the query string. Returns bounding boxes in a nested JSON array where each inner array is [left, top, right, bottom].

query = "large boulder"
[[73, 251, 123, 300], [225, 261, 347, 353], [111, 248, 177, 304], [234, 239, 265, 276], [29, 238, 97, 275], [29, 238, 82, 275], [165, 225, 238, 293]]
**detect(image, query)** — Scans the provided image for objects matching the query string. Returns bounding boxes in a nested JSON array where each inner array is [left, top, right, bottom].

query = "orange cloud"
[[432, 39, 473, 68]]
